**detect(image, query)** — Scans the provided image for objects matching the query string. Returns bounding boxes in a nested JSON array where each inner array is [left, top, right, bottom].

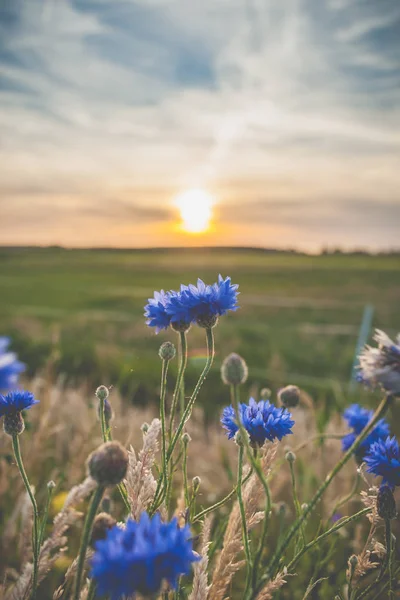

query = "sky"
[[0, 0, 399, 252]]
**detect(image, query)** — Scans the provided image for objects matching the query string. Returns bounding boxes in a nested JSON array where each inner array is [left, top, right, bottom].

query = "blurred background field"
[[1, 246, 400, 422]]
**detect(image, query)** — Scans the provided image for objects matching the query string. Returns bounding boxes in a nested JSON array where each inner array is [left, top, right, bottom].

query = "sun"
[[176, 189, 214, 234]]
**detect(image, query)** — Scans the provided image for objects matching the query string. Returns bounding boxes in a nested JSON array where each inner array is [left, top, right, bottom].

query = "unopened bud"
[[90, 512, 117, 547], [234, 430, 249, 447], [96, 385, 109, 402], [3, 412, 25, 436], [98, 398, 113, 425], [192, 476, 201, 491], [141, 422, 150, 434], [377, 485, 397, 520], [196, 314, 219, 329], [171, 320, 191, 333], [278, 385, 301, 408], [221, 353, 248, 386], [87, 442, 129, 487], [349, 555, 358, 567], [285, 450, 296, 463], [260, 388, 271, 399], [182, 432, 191, 445], [159, 341, 176, 361], [47, 480, 56, 490]]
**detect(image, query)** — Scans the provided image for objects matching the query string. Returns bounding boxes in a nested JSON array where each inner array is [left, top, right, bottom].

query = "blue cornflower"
[[342, 404, 390, 460], [221, 397, 294, 446], [364, 436, 400, 489], [180, 275, 239, 328], [0, 390, 39, 417], [0, 337, 25, 391], [91, 513, 199, 600], [358, 329, 400, 395], [144, 290, 172, 333]]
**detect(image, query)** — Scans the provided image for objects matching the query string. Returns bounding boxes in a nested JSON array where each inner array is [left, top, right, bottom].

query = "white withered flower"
[[358, 329, 400, 396]]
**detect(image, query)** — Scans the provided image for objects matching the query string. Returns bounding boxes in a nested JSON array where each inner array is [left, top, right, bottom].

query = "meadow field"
[[1, 246, 400, 420], [1, 246, 400, 599]]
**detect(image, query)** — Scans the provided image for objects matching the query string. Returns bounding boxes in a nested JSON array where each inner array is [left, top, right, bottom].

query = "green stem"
[[73, 485, 104, 600], [38, 484, 55, 550], [98, 395, 130, 513], [328, 472, 361, 522], [151, 328, 215, 513], [87, 579, 97, 600], [192, 470, 253, 524], [254, 393, 392, 596], [159, 358, 170, 499], [12, 434, 39, 600], [183, 441, 190, 509], [230, 384, 272, 598], [289, 459, 306, 549], [169, 331, 188, 440], [252, 452, 272, 590], [287, 507, 371, 571], [237, 444, 252, 594]]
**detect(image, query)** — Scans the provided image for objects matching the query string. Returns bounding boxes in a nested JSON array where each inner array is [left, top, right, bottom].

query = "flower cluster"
[[342, 403, 390, 460], [221, 397, 294, 446], [0, 337, 25, 391], [91, 512, 199, 599], [365, 436, 400, 490], [144, 275, 239, 332], [358, 329, 400, 395]]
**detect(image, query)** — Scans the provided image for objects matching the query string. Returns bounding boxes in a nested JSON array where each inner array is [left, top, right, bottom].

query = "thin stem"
[[168, 328, 215, 459], [159, 358, 170, 498], [12, 434, 39, 600], [289, 459, 306, 548], [287, 507, 371, 571], [169, 331, 188, 439], [151, 328, 215, 513], [254, 393, 393, 597], [192, 470, 253, 524], [230, 384, 272, 598], [237, 444, 252, 594], [252, 451, 272, 589], [183, 441, 190, 509], [38, 484, 55, 550], [98, 395, 130, 513], [87, 579, 97, 600], [73, 485, 104, 600], [328, 472, 361, 522]]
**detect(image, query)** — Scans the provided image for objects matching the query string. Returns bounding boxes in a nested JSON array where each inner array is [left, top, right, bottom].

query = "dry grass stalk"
[[4, 477, 96, 600], [209, 441, 278, 600], [348, 488, 383, 584], [125, 418, 161, 520], [188, 517, 212, 600], [52, 550, 93, 600], [256, 571, 287, 600]]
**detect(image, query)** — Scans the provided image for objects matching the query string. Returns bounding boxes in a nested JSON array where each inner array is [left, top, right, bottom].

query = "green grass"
[[1, 246, 400, 418]]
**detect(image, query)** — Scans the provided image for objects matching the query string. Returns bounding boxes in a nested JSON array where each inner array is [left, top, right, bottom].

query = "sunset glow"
[[176, 190, 214, 234]]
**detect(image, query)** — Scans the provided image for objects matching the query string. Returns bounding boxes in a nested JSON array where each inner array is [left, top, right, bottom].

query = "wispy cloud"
[[0, 0, 399, 249]]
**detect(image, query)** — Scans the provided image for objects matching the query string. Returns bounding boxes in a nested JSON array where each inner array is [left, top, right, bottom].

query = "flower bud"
[[234, 430, 249, 447], [171, 321, 191, 333], [349, 555, 358, 567], [196, 314, 219, 329], [182, 432, 191, 445], [260, 388, 271, 399], [96, 385, 109, 402], [87, 442, 129, 487], [285, 450, 296, 463], [3, 412, 25, 436], [221, 353, 249, 386], [141, 422, 150, 435], [192, 476, 201, 491], [47, 480, 56, 490], [377, 485, 397, 520], [278, 385, 301, 408], [158, 341, 176, 361], [90, 512, 117, 548], [98, 398, 113, 425]]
